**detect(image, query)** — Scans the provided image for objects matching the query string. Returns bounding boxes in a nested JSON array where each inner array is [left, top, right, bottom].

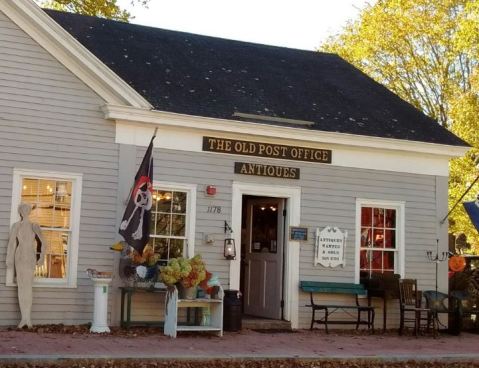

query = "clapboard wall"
[[0, 10, 117, 325], [125, 145, 448, 329]]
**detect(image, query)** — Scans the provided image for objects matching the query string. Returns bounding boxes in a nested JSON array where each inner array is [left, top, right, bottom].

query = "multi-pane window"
[[20, 178, 73, 280], [7, 169, 82, 288], [150, 189, 188, 263], [359, 206, 398, 278]]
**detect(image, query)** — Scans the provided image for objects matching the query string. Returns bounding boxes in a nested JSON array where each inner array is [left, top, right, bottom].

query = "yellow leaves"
[[38, 0, 150, 22], [322, 0, 479, 251], [321, 0, 474, 127]]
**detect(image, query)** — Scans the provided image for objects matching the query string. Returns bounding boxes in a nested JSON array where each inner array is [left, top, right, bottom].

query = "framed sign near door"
[[290, 226, 308, 241]]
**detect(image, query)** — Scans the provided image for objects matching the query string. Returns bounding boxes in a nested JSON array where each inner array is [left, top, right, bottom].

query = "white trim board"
[[106, 104, 469, 158], [231, 182, 301, 329], [116, 122, 452, 176], [0, 0, 152, 109]]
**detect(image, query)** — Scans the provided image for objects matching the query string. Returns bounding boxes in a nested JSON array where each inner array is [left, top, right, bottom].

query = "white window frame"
[[152, 181, 196, 258], [355, 198, 405, 283], [7, 169, 83, 288]]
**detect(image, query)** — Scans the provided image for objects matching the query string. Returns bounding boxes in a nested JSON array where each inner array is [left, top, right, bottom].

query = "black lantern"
[[224, 221, 236, 260]]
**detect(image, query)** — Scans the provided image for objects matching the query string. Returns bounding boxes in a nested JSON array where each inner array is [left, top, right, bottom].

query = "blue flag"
[[463, 199, 479, 233]]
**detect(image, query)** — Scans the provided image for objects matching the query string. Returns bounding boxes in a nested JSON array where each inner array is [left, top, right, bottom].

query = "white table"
[[164, 285, 224, 338]]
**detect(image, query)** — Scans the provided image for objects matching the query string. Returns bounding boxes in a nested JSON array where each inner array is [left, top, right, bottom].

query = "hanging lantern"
[[224, 237, 236, 260], [224, 221, 236, 260]]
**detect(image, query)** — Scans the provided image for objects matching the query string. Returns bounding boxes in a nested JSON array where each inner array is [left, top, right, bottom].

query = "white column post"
[[90, 276, 112, 333]]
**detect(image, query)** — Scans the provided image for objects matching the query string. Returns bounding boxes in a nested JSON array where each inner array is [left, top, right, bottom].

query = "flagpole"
[[440, 173, 479, 224]]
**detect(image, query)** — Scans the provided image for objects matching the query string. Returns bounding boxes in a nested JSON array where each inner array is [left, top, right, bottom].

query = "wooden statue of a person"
[[6, 203, 45, 328]]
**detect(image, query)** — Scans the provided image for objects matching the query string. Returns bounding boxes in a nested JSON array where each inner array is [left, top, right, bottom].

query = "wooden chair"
[[398, 279, 432, 336]]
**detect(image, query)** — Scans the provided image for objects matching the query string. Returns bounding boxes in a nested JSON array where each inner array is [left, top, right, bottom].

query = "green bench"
[[300, 281, 375, 333]]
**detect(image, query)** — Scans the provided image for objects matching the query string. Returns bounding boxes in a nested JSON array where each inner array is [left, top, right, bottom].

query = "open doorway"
[[240, 195, 286, 320]]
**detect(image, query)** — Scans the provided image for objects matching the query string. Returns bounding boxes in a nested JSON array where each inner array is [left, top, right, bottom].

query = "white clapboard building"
[[0, 0, 469, 329]]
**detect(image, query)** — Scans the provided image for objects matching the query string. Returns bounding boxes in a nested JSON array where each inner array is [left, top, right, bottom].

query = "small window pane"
[[360, 249, 369, 270], [171, 214, 186, 236], [373, 229, 384, 248], [157, 191, 172, 212], [21, 178, 38, 203], [172, 192, 187, 213], [373, 208, 384, 227], [150, 212, 157, 235], [36, 230, 68, 279], [169, 239, 184, 259], [385, 230, 396, 249], [361, 227, 371, 247], [54, 206, 70, 229], [38, 179, 55, 207], [385, 209, 396, 228], [37, 206, 55, 228], [361, 207, 372, 226], [370, 250, 383, 270], [154, 238, 169, 260], [155, 214, 170, 236], [55, 181, 71, 207], [383, 251, 395, 271]]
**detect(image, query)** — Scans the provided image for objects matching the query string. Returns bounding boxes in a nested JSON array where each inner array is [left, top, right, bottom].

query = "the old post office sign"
[[314, 226, 347, 268], [203, 136, 332, 164], [234, 162, 300, 179]]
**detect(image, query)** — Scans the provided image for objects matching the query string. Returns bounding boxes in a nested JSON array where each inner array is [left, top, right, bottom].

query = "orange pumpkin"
[[449, 255, 466, 272]]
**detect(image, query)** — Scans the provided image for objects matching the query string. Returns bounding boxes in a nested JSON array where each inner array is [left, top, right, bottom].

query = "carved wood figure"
[[6, 203, 45, 328]]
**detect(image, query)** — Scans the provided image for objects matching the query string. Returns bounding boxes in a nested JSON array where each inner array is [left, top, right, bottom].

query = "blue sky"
[[117, 0, 373, 50]]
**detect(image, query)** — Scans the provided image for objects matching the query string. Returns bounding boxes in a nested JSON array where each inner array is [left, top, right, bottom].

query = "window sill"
[[6, 280, 77, 288]]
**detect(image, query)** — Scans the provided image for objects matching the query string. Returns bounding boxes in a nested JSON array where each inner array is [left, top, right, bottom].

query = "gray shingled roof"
[[46, 9, 468, 147]]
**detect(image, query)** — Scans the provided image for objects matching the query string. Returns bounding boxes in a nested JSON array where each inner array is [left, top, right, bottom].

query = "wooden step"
[[241, 316, 292, 331]]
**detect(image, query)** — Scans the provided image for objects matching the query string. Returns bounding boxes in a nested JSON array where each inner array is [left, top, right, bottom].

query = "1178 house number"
[[207, 206, 222, 214]]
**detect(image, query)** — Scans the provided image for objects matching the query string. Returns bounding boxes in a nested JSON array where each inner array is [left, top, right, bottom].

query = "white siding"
[[127, 145, 448, 329], [0, 11, 117, 325]]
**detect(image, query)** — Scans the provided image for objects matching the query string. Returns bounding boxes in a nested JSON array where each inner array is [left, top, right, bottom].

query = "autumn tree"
[[322, 0, 479, 251], [39, 0, 149, 22]]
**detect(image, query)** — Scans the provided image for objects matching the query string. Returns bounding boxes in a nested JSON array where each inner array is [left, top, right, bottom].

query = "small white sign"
[[315, 226, 347, 267]]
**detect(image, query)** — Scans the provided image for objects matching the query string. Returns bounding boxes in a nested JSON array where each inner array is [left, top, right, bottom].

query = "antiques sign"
[[234, 162, 300, 179], [203, 136, 332, 164], [314, 226, 347, 267]]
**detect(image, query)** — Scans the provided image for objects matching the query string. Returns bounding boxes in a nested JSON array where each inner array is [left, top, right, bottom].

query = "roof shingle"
[[46, 9, 468, 147]]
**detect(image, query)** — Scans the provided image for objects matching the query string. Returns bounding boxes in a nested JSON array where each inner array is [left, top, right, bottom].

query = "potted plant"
[[160, 255, 207, 299]]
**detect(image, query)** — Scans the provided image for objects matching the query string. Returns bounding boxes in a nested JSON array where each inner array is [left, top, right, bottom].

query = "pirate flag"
[[119, 134, 155, 254], [464, 195, 479, 233]]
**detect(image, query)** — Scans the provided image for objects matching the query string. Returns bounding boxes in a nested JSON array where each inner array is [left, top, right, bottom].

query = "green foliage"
[[38, 0, 150, 22], [322, 0, 479, 252]]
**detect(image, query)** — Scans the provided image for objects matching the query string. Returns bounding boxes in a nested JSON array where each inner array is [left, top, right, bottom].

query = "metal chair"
[[422, 290, 449, 337], [398, 279, 432, 336]]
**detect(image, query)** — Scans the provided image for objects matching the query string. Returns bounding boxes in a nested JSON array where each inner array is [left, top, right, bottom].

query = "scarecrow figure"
[[6, 203, 45, 328]]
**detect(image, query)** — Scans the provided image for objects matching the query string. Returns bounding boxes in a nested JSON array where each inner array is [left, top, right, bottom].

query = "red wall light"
[[206, 185, 217, 196]]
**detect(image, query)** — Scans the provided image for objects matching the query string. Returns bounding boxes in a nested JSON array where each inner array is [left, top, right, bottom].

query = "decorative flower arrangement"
[[129, 244, 160, 267], [111, 242, 160, 286], [160, 255, 207, 288]]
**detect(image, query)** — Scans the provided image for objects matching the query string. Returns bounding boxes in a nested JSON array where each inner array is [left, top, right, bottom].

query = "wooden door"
[[243, 197, 285, 319]]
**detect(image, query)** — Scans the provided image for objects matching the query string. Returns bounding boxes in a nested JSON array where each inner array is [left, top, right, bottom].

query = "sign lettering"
[[234, 162, 300, 179], [314, 226, 347, 268], [203, 136, 332, 164]]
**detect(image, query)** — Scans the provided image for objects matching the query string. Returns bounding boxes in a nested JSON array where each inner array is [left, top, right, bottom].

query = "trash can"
[[223, 290, 242, 331]]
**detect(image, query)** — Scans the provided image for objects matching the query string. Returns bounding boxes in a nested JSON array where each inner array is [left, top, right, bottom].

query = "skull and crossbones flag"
[[119, 133, 155, 254]]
